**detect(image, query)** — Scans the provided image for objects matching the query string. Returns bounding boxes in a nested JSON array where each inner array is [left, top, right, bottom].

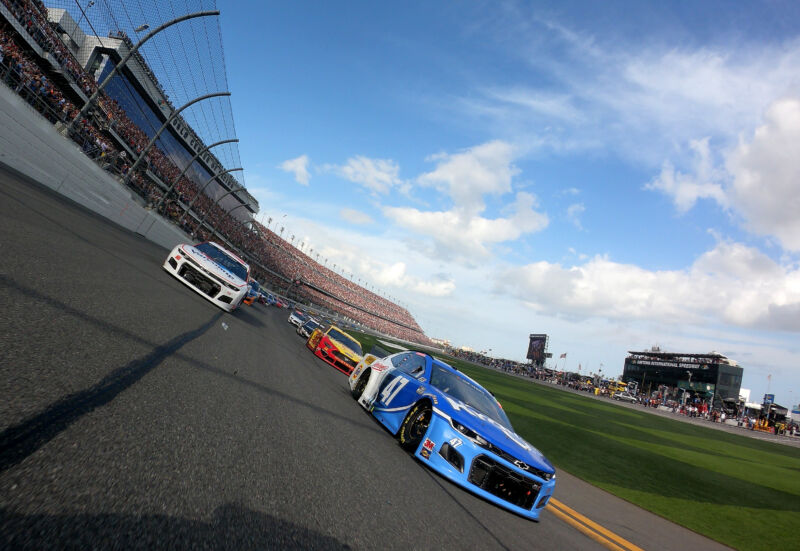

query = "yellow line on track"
[[547, 498, 645, 551]]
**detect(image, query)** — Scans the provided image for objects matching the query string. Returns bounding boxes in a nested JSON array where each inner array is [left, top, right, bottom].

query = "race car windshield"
[[429, 364, 513, 429], [326, 329, 362, 355], [194, 243, 248, 281]]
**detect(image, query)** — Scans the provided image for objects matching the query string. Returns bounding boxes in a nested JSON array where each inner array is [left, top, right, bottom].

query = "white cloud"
[[461, 17, 800, 165], [384, 191, 548, 261], [375, 141, 547, 262], [484, 88, 584, 123], [264, 211, 459, 300], [329, 156, 404, 194], [278, 155, 311, 186], [496, 241, 800, 332], [644, 98, 800, 253], [727, 98, 800, 252], [373, 262, 455, 297], [454, 18, 800, 254], [339, 208, 374, 225], [418, 141, 519, 214], [566, 203, 585, 230], [644, 138, 728, 212]]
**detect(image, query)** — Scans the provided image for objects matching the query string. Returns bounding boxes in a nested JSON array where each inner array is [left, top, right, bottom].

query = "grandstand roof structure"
[[626, 350, 740, 367], [45, 0, 254, 216]]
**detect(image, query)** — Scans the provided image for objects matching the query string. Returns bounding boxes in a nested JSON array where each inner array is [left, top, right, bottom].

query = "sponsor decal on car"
[[421, 438, 435, 458]]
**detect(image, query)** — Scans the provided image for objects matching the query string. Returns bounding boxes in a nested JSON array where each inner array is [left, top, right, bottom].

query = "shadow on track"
[[0, 309, 223, 472], [0, 274, 383, 471], [0, 503, 351, 550], [230, 304, 265, 328]]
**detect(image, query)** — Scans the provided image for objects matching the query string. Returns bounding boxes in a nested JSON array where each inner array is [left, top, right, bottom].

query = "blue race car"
[[348, 351, 555, 520]]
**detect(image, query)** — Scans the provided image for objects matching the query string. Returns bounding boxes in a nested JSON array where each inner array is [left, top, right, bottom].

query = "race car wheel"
[[351, 369, 370, 400], [399, 402, 432, 451]]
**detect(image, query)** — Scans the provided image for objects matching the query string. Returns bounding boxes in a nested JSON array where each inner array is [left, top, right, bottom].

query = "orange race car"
[[307, 324, 363, 375]]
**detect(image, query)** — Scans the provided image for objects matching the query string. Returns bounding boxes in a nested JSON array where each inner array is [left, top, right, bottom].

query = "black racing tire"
[[351, 369, 370, 400], [398, 402, 432, 451]]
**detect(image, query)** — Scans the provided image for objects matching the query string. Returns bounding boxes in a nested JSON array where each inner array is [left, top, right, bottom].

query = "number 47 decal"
[[380, 376, 409, 405]]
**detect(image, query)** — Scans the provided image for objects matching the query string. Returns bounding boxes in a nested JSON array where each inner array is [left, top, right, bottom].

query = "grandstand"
[[0, 0, 429, 344], [623, 348, 743, 409]]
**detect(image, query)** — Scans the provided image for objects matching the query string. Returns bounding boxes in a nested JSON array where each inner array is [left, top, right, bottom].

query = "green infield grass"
[[348, 332, 800, 551]]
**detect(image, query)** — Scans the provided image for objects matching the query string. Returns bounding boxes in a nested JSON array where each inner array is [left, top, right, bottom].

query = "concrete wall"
[[0, 83, 188, 251]]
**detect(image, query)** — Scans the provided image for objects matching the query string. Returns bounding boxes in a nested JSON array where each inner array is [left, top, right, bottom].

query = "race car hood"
[[183, 245, 247, 288], [436, 393, 555, 475], [326, 336, 362, 362]]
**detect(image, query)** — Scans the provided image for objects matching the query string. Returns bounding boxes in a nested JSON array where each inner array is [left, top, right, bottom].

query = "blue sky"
[[218, 1, 800, 408]]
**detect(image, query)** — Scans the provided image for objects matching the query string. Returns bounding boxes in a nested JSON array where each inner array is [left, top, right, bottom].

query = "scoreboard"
[[527, 334, 549, 366]]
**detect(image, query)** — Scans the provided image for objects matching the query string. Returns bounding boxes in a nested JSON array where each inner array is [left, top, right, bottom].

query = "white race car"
[[288, 309, 310, 327], [296, 318, 321, 338], [163, 241, 250, 312]]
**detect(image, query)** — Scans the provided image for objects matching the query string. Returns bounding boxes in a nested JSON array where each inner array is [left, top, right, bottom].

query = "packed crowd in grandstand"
[[0, 0, 431, 344]]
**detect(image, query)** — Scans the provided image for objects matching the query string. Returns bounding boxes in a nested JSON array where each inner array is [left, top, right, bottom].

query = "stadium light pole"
[[154, 138, 238, 212], [228, 215, 252, 235], [123, 92, 230, 186], [178, 167, 243, 224], [64, 10, 219, 137], [75, 0, 95, 30]]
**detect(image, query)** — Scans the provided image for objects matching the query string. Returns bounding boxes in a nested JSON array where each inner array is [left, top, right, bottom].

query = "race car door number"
[[380, 376, 409, 405]]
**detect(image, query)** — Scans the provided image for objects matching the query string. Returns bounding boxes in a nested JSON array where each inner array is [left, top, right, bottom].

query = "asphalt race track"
[[0, 170, 732, 550]]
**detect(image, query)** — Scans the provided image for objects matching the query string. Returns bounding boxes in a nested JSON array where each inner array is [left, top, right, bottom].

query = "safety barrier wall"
[[0, 82, 188, 251]]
